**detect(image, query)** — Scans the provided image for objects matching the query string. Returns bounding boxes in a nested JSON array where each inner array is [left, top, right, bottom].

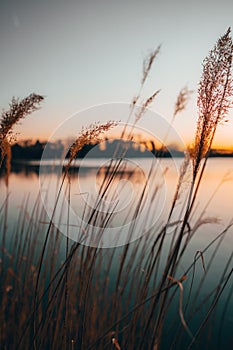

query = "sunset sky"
[[1, 0, 233, 149]]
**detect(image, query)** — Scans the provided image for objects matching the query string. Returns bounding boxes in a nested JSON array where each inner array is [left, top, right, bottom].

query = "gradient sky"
[[1, 0, 233, 149]]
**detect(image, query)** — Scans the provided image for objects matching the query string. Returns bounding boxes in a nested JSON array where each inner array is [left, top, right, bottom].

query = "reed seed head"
[[173, 86, 193, 117], [68, 121, 118, 166], [190, 28, 233, 176], [142, 45, 161, 85], [0, 93, 44, 144]]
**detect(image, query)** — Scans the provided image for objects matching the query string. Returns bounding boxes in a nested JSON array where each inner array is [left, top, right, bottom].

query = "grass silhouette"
[[0, 29, 233, 350]]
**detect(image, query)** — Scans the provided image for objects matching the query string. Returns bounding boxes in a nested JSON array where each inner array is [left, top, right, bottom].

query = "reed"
[[0, 29, 233, 350]]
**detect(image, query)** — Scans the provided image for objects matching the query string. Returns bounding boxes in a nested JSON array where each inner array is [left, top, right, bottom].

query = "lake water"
[[1, 157, 233, 349], [2, 157, 233, 245]]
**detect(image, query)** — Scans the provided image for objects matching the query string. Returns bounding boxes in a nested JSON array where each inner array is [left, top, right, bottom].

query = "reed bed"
[[0, 29, 233, 350]]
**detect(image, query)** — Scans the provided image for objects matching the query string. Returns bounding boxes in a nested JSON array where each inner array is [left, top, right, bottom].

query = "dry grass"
[[0, 93, 44, 185], [190, 27, 233, 178], [68, 121, 118, 167], [0, 29, 233, 350]]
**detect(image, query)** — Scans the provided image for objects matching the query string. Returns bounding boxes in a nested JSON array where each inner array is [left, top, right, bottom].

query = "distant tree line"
[[10, 140, 95, 160], [1, 139, 232, 162]]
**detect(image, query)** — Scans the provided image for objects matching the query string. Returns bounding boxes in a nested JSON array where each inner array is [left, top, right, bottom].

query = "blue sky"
[[1, 0, 233, 148]]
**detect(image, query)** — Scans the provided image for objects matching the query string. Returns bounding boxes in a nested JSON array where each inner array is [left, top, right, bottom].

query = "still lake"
[[2, 157, 233, 244], [1, 157, 233, 348]]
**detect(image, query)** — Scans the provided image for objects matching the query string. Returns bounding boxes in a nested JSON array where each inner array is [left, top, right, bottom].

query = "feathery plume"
[[0, 93, 44, 145], [0, 93, 44, 184], [67, 121, 118, 167], [190, 28, 233, 177], [173, 86, 193, 118], [170, 152, 191, 210], [142, 45, 161, 85], [134, 89, 161, 124]]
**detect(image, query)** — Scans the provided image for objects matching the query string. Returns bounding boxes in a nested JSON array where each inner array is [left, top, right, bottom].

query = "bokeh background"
[[1, 0, 233, 148]]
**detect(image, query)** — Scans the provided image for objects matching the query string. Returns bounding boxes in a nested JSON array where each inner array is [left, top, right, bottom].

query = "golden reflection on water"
[[1, 158, 233, 223]]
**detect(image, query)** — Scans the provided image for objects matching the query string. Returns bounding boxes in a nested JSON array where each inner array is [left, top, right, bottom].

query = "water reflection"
[[1, 158, 233, 349], [1, 158, 233, 221]]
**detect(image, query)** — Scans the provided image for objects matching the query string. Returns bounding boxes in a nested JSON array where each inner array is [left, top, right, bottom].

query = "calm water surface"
[[1, 157, 233, 349]]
